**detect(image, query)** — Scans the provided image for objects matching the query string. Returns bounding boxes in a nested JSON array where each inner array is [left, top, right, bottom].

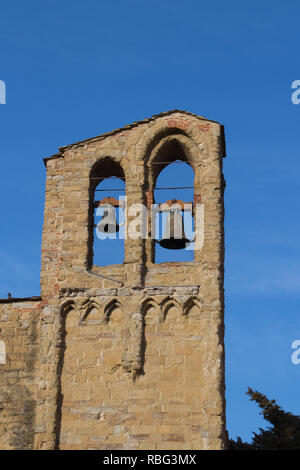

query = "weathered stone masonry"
[[0, 110, 226, 450]]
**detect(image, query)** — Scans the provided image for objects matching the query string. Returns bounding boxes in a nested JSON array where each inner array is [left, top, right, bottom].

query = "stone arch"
[[148, 134, 196, 188], [56, 296, 126, 449], [133, 124, 200, 208], [161, 297, 182, 321], [55, 301, 78, 449], [141, 131, 198, 264], [136, 119, 200, 170], [79, 299, 103, 325], [183, 296, 202, 317], [141, 297, 160, 317], [103, 297, 123, 321], [87, 156, 126, 268], [98, 298, 124, 378], [138, 298, 162, 376], [58, 299, 80, 349], [89, 156, 126, 193], [60, 299, 76, 316], [144, 126, 189, 159], [137, 291, 198, 410]]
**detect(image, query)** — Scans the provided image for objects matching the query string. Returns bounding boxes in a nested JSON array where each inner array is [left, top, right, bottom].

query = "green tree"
[[229, 388, 300, 450]]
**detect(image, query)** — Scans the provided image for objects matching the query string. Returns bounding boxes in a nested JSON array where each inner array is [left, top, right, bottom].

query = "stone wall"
[[0, 299, 40, 449], [0, 111, 226, 450]]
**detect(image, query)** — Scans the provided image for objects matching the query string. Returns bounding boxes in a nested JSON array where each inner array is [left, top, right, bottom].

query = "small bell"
[[159, 210, 190, 250], [97, 205, 119, 233]]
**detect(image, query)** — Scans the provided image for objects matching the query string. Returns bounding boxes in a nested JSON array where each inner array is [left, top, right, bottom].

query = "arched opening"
[[79, 302, 104, 326], [57, 300, 125, 449], [152, 140, 195, 263], [88, 158, 125, 267]]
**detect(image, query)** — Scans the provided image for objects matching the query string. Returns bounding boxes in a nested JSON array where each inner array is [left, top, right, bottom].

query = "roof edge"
[[43, 109, 224, 165], [0, 296, 42, 304], [43, 153, 63, 166]]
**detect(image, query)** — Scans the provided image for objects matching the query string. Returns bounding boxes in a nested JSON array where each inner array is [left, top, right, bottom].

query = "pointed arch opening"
[[104, 298, 122, 322], [55, 301, 77, 449], [161, 297, 182, 321], [183, 296, 202, 317], [88, 158, 125, 268], [151, 139, 195, 263], [79, 300, 103, 325]]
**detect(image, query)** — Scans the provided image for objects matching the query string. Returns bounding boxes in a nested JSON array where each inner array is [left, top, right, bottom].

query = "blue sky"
[[0, 0, 300, 443]]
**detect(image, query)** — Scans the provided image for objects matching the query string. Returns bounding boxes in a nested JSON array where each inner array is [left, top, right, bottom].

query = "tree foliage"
[[229, 387, 300, 450]]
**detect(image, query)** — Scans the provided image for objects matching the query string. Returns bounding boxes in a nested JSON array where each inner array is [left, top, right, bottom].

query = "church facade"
[[0, 110, 226, 450]]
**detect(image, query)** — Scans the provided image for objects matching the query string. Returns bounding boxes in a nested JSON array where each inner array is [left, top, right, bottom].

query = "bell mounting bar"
[[93, 197, 125, 208], [93, 198, 196, 212], [157, 199, 193, 212]]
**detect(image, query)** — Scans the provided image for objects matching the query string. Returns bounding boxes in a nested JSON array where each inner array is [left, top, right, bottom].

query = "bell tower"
[[0, 110, 226, 450]]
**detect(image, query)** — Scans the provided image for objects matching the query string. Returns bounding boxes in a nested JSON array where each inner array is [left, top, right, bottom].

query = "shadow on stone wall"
[[0, 313, 38, 449]]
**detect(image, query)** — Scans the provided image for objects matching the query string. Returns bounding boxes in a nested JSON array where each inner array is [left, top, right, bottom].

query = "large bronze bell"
[[97, 205, 119, 233], [158, 209, 190, 250]]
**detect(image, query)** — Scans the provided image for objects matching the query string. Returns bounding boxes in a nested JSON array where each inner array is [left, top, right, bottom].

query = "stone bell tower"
[[0, 110, 226, 450]]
